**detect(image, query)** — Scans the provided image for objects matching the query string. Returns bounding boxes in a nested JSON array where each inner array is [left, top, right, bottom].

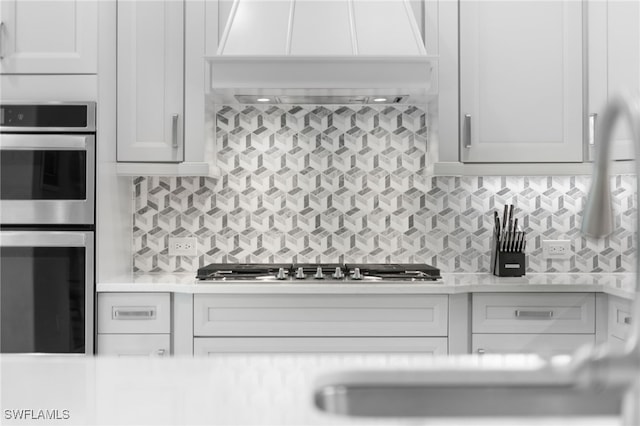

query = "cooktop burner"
[[345, 263, 441, 281], [196, 263, 291, 280], [196, 263, 441, 282]]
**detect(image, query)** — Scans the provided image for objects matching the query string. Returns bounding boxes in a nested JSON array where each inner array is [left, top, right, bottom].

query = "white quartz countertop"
[[97, 272, 636, 299], [0, 353, 622, 426]]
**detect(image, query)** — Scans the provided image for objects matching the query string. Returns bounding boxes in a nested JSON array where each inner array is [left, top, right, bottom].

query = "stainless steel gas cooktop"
[[196, 263, 441, 282]]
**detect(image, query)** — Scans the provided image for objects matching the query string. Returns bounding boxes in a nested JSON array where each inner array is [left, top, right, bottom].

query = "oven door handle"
[[0, 231, 92, 247], [0, 134, 91, 150]]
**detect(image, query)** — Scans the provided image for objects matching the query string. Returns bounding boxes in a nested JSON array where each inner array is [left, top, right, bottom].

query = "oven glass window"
[[0, 150, 86, 200], [0, 246, 86, 353]]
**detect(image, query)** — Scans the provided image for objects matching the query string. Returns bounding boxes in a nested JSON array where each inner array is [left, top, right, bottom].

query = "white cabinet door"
[[472, 293, 596, 334], [460, 1, 583, 163], [608, 296, 633, 342], [587, 0, 640, 161], [97, 334, 170, 357], [98, 293, 171, 334], [0, 0, 97, 74], [194, 337, 448, 355], [472, 334, 594, 357], [117, 0, 184, 162], [193, 294, 448, 337]]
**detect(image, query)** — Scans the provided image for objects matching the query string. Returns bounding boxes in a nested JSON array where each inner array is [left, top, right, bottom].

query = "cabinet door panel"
[[472, 293, 595, 334], [608, 296, 633, 341], [460, 1, 582, 162], [0, 0, 97, 74], [98, 293, 171, 334], [193, 294, 448, 337], [117, 0, 184, 162], [194, 337, 448, 355], [472, 334, 593, 357], [587, 0, 640, 161], [97, 334, 170, 357]]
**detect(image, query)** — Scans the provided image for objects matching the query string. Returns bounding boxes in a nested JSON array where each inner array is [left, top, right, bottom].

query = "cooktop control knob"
[[314, 267, 324, 279], [276, 268, 287, 280], [352, 267, 362, 280], [295, 267, 306, 279], [333, 267, 344, 279]]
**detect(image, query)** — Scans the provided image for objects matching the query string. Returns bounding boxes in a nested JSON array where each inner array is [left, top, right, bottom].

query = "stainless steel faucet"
[[578, 94, 640, 424]]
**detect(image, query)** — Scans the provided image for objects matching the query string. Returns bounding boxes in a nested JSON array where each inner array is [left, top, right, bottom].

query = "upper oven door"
[[0, 134, 95, 224]]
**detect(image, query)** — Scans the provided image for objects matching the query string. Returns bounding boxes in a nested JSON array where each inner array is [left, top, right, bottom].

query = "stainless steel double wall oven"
[[0, 102, 96, 354]]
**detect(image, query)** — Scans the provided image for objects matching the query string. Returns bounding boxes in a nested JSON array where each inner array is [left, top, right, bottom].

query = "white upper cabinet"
[[587, 0, 640, 161], [117, 0, 184, 163], [0, 0, 97, 74], [459, 1, 583, 163]]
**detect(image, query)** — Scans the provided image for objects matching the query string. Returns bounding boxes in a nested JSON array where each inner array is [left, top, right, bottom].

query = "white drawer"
[[472, 293, 595, 334], [193, 337, 448, 355], [97, 334, 170, 357], [98, 293, 170, 334], [472, 333, 594, 357], [608, 296, 633, 341], [193, 294, 448, 337]]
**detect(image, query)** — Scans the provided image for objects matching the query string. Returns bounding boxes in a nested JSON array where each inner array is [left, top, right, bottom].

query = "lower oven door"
[[0, 230, 94, 354]]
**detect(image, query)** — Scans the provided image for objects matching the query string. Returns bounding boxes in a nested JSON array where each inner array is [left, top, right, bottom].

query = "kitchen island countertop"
[[97, 272, 636, 299], [0, 353, 623, 426]]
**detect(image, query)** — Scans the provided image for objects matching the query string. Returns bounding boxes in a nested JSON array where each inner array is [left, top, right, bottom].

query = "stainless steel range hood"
[[206, 0, 437, 104]]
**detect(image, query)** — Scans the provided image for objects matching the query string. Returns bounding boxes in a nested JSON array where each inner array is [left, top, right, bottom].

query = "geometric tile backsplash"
[[132, 105, 637, 274]]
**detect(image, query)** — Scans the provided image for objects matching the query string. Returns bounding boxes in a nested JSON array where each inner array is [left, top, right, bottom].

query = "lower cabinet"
[[471, 293, 597, 356], [194, 337, 448, 355], [96, 292, 171, 356], [95, 291, 630, 356], [608, 296, 633, 352], [192, 294, 449, 354]]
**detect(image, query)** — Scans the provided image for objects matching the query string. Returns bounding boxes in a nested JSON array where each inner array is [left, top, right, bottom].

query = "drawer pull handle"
[[155, 349, 166, 356], [113, 307, 156, 320], [477, 349, 486, 355], [624, 316, 632, 325], [515, 310, 553, 319]]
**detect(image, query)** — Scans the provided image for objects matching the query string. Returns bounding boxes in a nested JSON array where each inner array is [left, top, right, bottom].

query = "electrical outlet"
[[542, 240, 572, 259], [168, 237, 197, 256]]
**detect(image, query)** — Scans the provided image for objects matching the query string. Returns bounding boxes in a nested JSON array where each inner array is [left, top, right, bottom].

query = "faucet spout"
[[577, 94, 640, 424], [582, 95, 640, 239], [582, 94, 640, 351]]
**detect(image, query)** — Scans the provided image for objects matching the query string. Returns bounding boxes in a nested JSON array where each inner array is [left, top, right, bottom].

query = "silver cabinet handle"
[[171, 114, 179, 149], [155, 349, 166, 356], [0, 21, 5, 60], [112, 307, 156, 320], [515, 310, 553, 319], [624, 316, 632, 325], [589, 113, 597, 146], [477, 349, 486, 355], [464, 114, 472, 148]]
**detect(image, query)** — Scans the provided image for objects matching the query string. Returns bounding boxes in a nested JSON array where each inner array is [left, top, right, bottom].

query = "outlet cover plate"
[[542, 240, 572, 259], [168, 237, 198, 256]]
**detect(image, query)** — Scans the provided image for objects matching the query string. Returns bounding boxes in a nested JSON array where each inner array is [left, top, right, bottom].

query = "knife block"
[[490, 233, 526, 277], [494, 251, 526, 277]]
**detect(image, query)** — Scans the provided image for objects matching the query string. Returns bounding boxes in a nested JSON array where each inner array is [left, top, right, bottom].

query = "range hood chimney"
[[206, 0, 437, 104]]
